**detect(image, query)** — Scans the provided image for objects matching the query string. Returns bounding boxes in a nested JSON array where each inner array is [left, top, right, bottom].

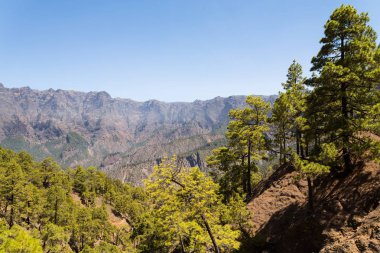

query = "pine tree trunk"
[[341, 83, 352, 173], [314, 136, 318, 153], [4, 202, 8, 217], [241, 156, 246, 193], [9, 193, 14, 228], [54, 199, 58, 224], [340, 37, 352, 173], [279, 139, 283, 165], [307, 177, 314, 212], [300, 131, 305, 159], [26, 201, 31, 225], [9, 206, 14, 228], [283, 137, 286, 163], [179, 234, 186, 253], [296, 130, 300, 156], [201, 214, 220, 253], [247, 139, 252, 197], [81, 234, 84, 251]]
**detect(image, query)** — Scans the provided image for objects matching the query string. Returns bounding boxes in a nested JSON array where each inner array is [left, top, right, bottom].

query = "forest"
[[0, 4, 379, 253]]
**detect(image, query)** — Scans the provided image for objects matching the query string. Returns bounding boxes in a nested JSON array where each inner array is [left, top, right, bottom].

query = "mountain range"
[[0, 83, 277, 184]]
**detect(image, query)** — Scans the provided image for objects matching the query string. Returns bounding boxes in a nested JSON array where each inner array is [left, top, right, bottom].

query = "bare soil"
[[240, 161, 380, 253]]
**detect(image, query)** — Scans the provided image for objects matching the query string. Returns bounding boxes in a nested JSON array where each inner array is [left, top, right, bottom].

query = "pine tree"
[[41, 223, 72, 253], [0, 154, 25, 228], [142, 157, 242, 253], [308, 5, 380, 172], [0, 223, 43, 252], [227, 96, 270, 198], [206, 147, 243, 198], [272, 60, 308, 164]]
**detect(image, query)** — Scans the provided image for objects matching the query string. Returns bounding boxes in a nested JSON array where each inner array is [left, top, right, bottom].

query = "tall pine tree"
[[308, 5, 380, 172], [272, 60, 308, 164]]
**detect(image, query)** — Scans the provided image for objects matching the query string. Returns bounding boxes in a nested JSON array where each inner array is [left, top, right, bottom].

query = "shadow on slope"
[[240, 161, 380, 253]]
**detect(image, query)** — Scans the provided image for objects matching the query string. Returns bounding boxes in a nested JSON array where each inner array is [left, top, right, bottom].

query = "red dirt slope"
[[241, 161, 380, 253]]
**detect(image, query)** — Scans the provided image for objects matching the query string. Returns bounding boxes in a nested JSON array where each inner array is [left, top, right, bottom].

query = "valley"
[[0, 83, 276, 184]]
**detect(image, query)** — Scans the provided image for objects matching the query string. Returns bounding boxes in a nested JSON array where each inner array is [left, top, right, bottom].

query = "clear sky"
[[0, 0, 379, 102]]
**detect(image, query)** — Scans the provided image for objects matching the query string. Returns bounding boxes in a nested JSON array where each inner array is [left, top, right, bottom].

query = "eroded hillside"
[[242, 161, 380, 252]]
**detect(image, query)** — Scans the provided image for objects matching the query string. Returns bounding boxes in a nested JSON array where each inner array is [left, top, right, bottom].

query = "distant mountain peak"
[[0, 83, 277, 184]]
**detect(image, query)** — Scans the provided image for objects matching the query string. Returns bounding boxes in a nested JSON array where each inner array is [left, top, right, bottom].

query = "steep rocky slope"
[[0, 83, 276, 184], [242, 161, 380, 253]]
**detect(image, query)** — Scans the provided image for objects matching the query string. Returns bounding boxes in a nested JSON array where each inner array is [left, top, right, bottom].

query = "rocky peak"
[[0, 83, 277, 185]]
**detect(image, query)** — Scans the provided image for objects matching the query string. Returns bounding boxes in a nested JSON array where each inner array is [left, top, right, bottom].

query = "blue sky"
[[0, 0, 379, 102]]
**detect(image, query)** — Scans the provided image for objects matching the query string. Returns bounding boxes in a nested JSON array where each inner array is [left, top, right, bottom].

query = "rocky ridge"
[[0, 83, 277, 184]]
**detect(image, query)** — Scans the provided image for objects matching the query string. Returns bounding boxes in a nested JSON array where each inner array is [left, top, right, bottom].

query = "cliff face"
[[0, 84, 276, 184]]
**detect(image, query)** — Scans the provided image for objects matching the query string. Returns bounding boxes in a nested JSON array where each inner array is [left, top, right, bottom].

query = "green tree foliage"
[[0, 222, 43, 252], [208, 5, 379, 218], [308, 4, 380, 172], [0, 147, 145, 252], [291, 151, 330, 211], [81, 242, 127, 253], [229, 96, 270, 198], [271, 60, 308, 163], [41, 223, 72, 253], [271, 93, 293, 163], [141, 157, 244, 253], [291, 142, 339, 211], [207, 96, 270, 199], [206, 147, 243, 199], [0, 148, 31, 228], [71, 166, 107, 206]]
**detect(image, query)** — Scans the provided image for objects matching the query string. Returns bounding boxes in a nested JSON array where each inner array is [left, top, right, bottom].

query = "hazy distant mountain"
[[0, 83, 277, 184]]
